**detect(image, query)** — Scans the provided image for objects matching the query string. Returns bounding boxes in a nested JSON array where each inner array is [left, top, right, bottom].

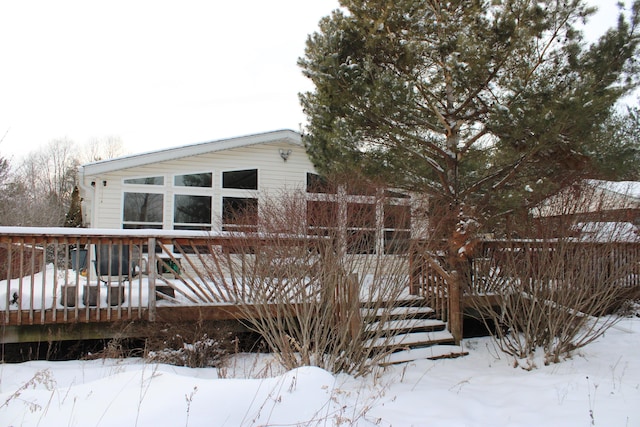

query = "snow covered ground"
[[1, 315, 638, 426]]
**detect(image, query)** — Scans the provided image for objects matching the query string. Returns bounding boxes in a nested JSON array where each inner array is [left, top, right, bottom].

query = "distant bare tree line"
[[0, 136, 126, 227]]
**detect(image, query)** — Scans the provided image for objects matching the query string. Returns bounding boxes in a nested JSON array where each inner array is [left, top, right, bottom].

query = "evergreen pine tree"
[[64, 185, 83, 228], [299, 0, 640, 238]]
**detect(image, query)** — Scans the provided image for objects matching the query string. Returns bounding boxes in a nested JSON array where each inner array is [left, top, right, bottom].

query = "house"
[[77, 129, 414, 255], [530, 179, 640, 239]]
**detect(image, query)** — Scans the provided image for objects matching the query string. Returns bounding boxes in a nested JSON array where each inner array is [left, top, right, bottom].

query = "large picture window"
[[347, 202, 377, 254], [222, 197, 258, 231], [307, 200, 339, 231], [123, 192, 163, 228], [174, 195, 212, 230], [306, 174, 413, 255], [383, 204, 411, 254]]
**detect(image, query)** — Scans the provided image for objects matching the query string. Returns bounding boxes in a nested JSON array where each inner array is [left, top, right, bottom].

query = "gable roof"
[[79, 129, 302, 176]]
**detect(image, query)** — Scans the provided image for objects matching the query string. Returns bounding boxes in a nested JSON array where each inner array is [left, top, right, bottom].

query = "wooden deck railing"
[[7, 227, 634, 345], [0, 227, 330, 329], [409, 238, 640, 312]]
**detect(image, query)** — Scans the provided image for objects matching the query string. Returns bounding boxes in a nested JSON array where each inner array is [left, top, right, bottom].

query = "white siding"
[[81, 140, 316, 230]]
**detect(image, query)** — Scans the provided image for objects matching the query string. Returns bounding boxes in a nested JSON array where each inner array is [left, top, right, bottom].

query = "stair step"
[[364, 329, 455, 351], [362, 305, 434, 320], [379, 345, 468, 366], [362, 295, 426, 309], [365, 318, 446, 334]]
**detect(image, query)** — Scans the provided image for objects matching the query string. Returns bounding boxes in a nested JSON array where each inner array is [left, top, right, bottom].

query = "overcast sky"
[[0, 0, 627, 161]]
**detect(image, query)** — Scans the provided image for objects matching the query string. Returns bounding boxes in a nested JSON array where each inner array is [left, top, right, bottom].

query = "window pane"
[[307, 200, 339, 228], [306, 173, 336, 194], [347, 230, 377, 254], [174, 172, 212, 187], [124, 176, 164, 185], [222, 197, 258, 230], [174, 195, 212, 224], [347, 203, 376, 229], [384, 204, 411, 229], [123, 193, 163, 222], [384, 230, 411, 254], [222, 169, 258, 190]]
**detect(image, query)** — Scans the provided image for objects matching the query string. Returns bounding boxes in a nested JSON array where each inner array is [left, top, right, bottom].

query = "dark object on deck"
[[94, 244, 137, 281], [71, 248, 88, 272]]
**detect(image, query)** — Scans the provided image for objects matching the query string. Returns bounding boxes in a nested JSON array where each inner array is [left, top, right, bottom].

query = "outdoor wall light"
[[279, 148, 292, 162]]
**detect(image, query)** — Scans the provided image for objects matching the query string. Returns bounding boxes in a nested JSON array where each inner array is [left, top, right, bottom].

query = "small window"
[[222, 197, 258, 231], [223, 169, 258, 190], [123, 192, 164, 227], [174, 172, 212, 188], [174, 195, 212, 228], [306, 173, 336, 194], [124, 176, 164, 185]]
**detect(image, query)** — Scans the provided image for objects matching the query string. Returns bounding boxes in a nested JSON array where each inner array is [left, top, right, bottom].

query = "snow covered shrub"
[[143, 323, 237, 368], [146, 334, 228, 368]]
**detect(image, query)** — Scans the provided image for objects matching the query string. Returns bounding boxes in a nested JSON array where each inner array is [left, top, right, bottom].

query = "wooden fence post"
[[148, 237, 157, 322]]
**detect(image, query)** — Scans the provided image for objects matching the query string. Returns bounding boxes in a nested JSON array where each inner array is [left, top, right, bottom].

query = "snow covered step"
[[364, 329, 455, 351], [361, 305, 435, 320], [364, 318, 446, 334], [379, 345, 468, 366]]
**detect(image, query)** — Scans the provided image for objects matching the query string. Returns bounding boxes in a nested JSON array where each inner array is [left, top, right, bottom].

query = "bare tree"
[[81, 136, 126, 163], [9, 138, 80, 226]]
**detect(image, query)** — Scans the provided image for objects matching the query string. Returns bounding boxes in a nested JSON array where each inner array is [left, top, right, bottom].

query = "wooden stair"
[[361, 296, 467, 365]]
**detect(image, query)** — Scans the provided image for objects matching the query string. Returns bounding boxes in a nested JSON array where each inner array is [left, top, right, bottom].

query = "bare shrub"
[[470, 202, 639, 367], [229, 183, 423, 376], [174, 179, 427, 376]]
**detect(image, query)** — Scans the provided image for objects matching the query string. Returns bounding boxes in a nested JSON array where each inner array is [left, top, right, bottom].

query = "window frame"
[[122, 191, 165, 229], [222, 169, 259, 190]]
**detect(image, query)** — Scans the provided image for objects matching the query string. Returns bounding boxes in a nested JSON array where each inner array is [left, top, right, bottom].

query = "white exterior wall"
[[80, 139, 316, 230]]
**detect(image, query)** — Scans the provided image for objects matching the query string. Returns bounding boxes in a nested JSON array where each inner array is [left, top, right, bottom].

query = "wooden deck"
[[2, 227, 637, 345]]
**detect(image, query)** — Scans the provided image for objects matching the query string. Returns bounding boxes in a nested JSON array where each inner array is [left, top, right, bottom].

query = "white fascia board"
[[79, 129, 302, 176]]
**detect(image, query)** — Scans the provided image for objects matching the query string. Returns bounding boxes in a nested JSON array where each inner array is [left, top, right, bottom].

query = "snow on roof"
[[79, 129, 302, 176], [585, 179, 640, 201], [573, 221, 640, 242], [532, 179, 640, 217]]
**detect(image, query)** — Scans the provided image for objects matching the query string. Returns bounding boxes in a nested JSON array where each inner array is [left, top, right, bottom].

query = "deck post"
[[148, 237, 157, 322], [448, 270, 463, 344]]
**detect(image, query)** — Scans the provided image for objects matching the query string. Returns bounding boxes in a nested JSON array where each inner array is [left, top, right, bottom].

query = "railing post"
[[448, 269, 463, 345], [148, 237, 157, 321]]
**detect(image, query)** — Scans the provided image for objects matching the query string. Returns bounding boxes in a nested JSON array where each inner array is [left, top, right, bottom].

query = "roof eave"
[[80, 129, 302, 176]]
